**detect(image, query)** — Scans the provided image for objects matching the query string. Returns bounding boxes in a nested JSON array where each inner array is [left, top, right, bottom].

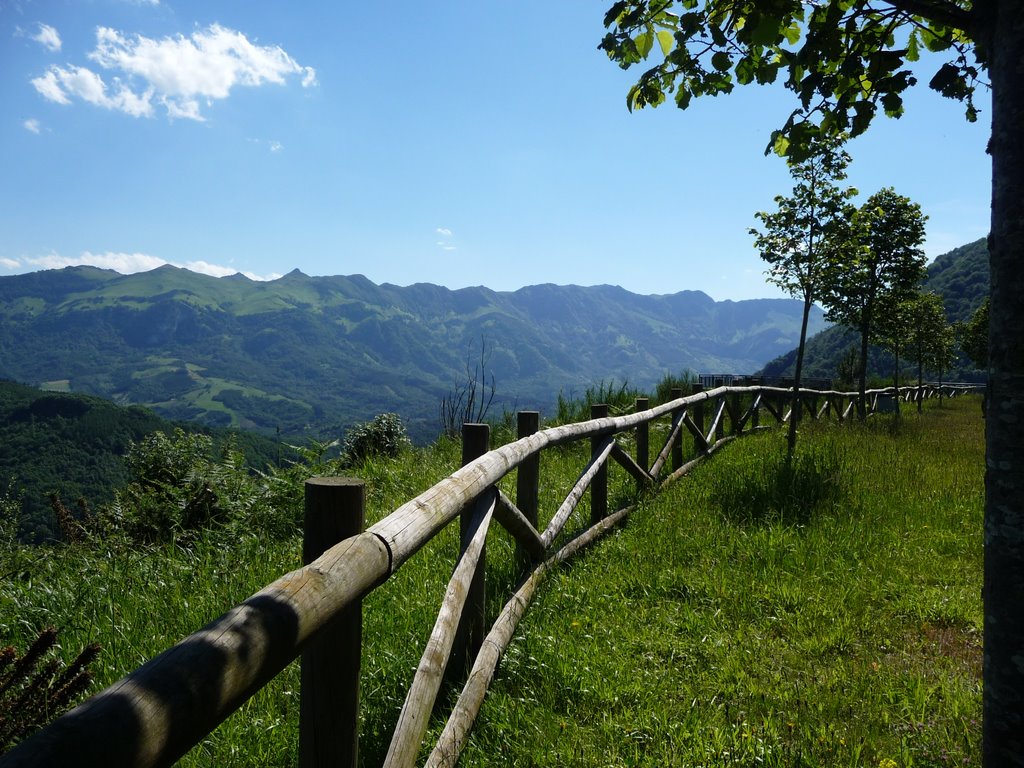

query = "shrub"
[[103, 429, 294, 542], [342, 413, 411, 466]]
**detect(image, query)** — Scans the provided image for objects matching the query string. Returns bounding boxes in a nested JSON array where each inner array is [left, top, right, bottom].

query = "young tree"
[[874, 290, 917, 415], [961, 296, 990, 370], [907, 291, 952, 412], [750, 134, 857, 456], [823, 188, 927, 419], [600, 5, 1024, 759]]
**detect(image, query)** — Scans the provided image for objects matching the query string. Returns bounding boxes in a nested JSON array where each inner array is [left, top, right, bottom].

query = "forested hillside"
[[0, 381, 282, 542], [760, 238, 989, 382]]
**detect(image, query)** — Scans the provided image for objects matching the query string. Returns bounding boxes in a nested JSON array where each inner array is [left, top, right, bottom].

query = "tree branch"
[[882, 0, 972, 32]]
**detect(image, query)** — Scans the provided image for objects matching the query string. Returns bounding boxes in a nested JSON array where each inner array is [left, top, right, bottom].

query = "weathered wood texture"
[[383, 495, 494, 768], [300, 478, 366, 768], [590, 404, 610, 525], [449, 423, 491, 683], [515, 411, 541, 570]]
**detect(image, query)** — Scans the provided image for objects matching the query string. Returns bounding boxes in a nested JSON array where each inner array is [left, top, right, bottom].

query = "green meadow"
[[1, 395, 982, 766]]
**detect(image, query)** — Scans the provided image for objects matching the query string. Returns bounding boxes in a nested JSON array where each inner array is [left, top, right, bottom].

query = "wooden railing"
[[0, 383, 980, 767]]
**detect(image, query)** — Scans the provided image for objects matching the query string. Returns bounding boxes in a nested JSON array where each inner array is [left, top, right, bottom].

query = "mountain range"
[[0, 266, 825, 442]]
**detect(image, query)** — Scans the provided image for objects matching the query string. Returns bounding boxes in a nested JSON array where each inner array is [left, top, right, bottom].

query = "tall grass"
[[0, 396, 982, 766]]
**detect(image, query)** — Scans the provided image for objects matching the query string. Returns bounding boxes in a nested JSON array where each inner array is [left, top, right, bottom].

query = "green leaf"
[[712, 51, 732, 72], [783, 23, 801, 45], [756, 62, 780, 85], [603, 1, 628, 28], [627, 83, 640, 112], [635, 31, 654, 58], [656, 30, 674, 55], [772, 131, 791, 157], [736, 56, 756, 85], [906, 31, 920, 62], [851, 100, 876, 136], [881, 91, 903, 117], [751, 15, 782, 46]]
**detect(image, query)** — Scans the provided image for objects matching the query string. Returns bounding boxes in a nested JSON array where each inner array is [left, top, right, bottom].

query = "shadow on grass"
[[714, 440, 848, 527]]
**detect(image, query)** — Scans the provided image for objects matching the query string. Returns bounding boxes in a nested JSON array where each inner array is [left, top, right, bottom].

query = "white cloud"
[[15, 251, 279, 281], [435, 227, 456, 251], [30, 70, 70, 104], [30, 24, 316, 120], [269, 140, 283, 152], [31, 23, 62, 52], [31, 64, 155, 117], [28, 251, 167, 272], [23, 118, 41, 133]]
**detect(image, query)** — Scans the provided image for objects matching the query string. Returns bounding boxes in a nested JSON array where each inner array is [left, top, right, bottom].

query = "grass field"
[[458, 397, 984, 767], [0, 395, 983, 766]]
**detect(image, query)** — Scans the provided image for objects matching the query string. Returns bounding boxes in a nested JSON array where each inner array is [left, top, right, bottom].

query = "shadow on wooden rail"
[[0, 383, 981, 768]]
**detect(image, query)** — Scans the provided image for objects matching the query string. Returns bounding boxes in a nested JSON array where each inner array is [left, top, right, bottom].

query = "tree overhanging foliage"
[[601, 3, 1024, 763], [600, 0, 984, 159]]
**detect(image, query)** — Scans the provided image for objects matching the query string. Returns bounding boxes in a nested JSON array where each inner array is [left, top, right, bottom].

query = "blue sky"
[[1, 0, 991, 301]]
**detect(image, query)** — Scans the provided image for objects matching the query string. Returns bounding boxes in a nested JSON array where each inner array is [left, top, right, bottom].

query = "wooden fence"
[[0, 383, 980, 767]]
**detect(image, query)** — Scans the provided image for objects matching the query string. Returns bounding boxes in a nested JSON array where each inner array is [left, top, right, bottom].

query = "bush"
[[342, 413, 411, 466], [103, 429, 295, 542]]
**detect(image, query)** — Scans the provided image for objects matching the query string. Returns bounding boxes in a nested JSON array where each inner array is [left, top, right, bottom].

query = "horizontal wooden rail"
[[0, 382, 981, 768]]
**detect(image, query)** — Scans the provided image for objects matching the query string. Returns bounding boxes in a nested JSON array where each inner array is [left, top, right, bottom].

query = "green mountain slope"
[[0, 267, 824, 442], [0, 380, 283, 542], [759, 238, 990, 382]]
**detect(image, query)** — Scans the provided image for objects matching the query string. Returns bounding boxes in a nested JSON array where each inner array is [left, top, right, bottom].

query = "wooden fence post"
[[714, 379, 725, 441], [301, 477, 365, 768], [635, 397, 649, 493], [692, 384, 705, 455], [670, 388, 684, 471], [591, 404, 609, 525], [516, 411, 540, 571], [448, 423, 491, 682]]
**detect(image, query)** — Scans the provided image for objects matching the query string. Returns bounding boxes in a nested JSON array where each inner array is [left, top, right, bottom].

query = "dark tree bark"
[[982, 2, 1024, 763], [787, 294, 812, 458]]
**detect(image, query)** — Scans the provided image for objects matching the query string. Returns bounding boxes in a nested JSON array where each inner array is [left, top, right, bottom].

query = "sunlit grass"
[[462, 396, 983, 767], [0, 395, 983, 766]]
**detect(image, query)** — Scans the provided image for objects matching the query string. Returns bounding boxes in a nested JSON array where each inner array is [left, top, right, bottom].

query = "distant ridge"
[[0, 267, 825, 442]]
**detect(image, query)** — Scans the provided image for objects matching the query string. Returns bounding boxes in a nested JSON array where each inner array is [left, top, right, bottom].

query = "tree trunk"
[[857, 319, 870, 420], [787, 296, 812, 459], [983, 2, 1024, 763], [917, 348, 924, 414], [893, 345, 901, 417]]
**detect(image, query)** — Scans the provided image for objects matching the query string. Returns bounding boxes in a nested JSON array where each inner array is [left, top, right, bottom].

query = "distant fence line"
[[0, 382, 982, 768]]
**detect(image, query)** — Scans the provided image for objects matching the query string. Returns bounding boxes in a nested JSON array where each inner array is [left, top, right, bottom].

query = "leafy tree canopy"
[[600, 0, 983, 159]]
